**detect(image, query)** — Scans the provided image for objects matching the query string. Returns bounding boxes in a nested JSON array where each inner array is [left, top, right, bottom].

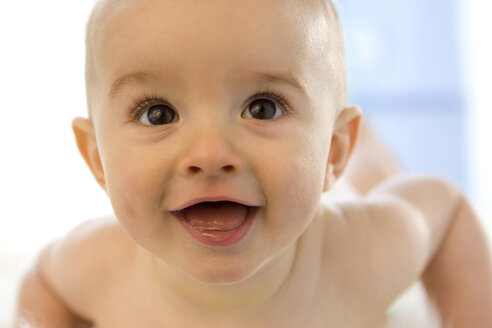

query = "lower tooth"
[[188, 219, 241, 231], [179, 202, 248, 231]]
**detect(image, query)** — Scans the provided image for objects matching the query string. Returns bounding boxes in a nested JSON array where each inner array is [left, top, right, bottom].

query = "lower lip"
[[172, 206, 258, 247]]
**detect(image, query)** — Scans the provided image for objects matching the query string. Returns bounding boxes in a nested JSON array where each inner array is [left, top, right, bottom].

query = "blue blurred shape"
[[334, 0, 467, 190]]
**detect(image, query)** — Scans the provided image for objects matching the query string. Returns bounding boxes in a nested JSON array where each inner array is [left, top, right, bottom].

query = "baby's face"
[[86, 0, 345, 284]]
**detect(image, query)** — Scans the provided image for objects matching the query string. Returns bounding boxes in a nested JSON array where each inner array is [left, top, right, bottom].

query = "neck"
[[152, 242, 298, 318]]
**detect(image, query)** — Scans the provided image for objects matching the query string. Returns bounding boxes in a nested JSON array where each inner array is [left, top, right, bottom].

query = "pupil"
[[148, 105, 174, 125], [249, 99, 276, 119]]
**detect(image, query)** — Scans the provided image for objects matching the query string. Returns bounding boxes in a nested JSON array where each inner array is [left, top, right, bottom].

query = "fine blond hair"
[[84, 0, 346, 118]]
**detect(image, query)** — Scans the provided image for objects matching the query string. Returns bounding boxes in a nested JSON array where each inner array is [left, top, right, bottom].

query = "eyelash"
[[128, 89, 293, 122], [129, 92, 168, 122], [252, 89, 292, 116]]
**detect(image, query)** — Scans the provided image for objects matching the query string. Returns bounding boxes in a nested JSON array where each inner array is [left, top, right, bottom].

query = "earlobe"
[[72, 117, 106, 191], [323, 106, 362, 192]]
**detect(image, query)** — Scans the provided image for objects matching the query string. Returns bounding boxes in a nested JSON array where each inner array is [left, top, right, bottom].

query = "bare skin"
[[17, 179, 492, 328], [345, 120, 402, 195], [16, 0, 492, 327]]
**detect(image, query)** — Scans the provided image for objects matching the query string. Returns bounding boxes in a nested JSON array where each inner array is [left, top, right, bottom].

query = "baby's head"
[[74, 0, 361, 284]]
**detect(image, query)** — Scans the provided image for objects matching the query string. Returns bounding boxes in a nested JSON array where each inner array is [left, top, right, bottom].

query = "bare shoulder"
[[321, 175, 460, 308], [38, 216, 136, 316]]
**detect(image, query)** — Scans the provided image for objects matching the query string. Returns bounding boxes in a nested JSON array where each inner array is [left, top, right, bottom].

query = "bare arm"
[[15, 245, 91, 328], [369, 176, 492, 327], [15, 218, 132, 328]]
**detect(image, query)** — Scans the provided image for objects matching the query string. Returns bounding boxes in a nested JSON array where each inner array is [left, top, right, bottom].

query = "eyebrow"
[[108, 70, 305, 99], [109, 71, 160, 99], [247, 71, 305, 93]]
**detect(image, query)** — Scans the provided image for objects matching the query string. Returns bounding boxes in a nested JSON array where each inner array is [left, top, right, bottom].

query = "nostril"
[[184, 163, 238, 176], [189, 166, 201, 174], [188, 165, 234, 174], [223, 165, 234, 172]]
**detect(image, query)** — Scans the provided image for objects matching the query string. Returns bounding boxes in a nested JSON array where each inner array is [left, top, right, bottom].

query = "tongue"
[[181, 201, 248, 231]]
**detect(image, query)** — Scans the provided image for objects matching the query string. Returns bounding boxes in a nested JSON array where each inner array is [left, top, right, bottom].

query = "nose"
[[177, 129, 244, 179]]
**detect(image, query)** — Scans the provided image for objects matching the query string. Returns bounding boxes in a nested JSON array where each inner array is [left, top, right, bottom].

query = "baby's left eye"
[[242, 98, 284, 120]]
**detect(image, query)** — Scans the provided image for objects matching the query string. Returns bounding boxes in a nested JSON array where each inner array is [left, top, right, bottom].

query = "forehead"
[[91, 0, 340, 105]]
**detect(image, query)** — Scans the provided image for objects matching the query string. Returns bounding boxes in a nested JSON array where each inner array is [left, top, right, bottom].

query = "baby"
[[16, 0, 492, 327]]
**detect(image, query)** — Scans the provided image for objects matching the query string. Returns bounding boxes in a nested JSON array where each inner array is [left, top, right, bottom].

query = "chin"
[[180, 259, 260, 286]]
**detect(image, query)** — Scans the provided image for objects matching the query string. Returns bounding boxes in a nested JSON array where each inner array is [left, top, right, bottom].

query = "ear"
[[323, 106, 362, 192], [72, 117, 106, 191]]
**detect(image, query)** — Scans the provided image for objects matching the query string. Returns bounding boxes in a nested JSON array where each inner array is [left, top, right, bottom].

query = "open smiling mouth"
[[172, 201, 259, 247]]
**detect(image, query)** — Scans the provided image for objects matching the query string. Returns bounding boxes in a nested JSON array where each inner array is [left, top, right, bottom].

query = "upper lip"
[[171, 196, 257, 212]]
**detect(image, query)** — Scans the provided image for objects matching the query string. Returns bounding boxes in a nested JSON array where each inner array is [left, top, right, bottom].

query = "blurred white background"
[[0, 0, 491, 326], [0, 1, 111, 325]]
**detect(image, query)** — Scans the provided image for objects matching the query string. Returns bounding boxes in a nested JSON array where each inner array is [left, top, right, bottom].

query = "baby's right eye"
[[137, 103, 178, 126]]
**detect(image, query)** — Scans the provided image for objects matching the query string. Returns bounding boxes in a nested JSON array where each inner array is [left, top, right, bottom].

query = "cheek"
[[99, 138, 169, 238], [261, 133, 327, 236]]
